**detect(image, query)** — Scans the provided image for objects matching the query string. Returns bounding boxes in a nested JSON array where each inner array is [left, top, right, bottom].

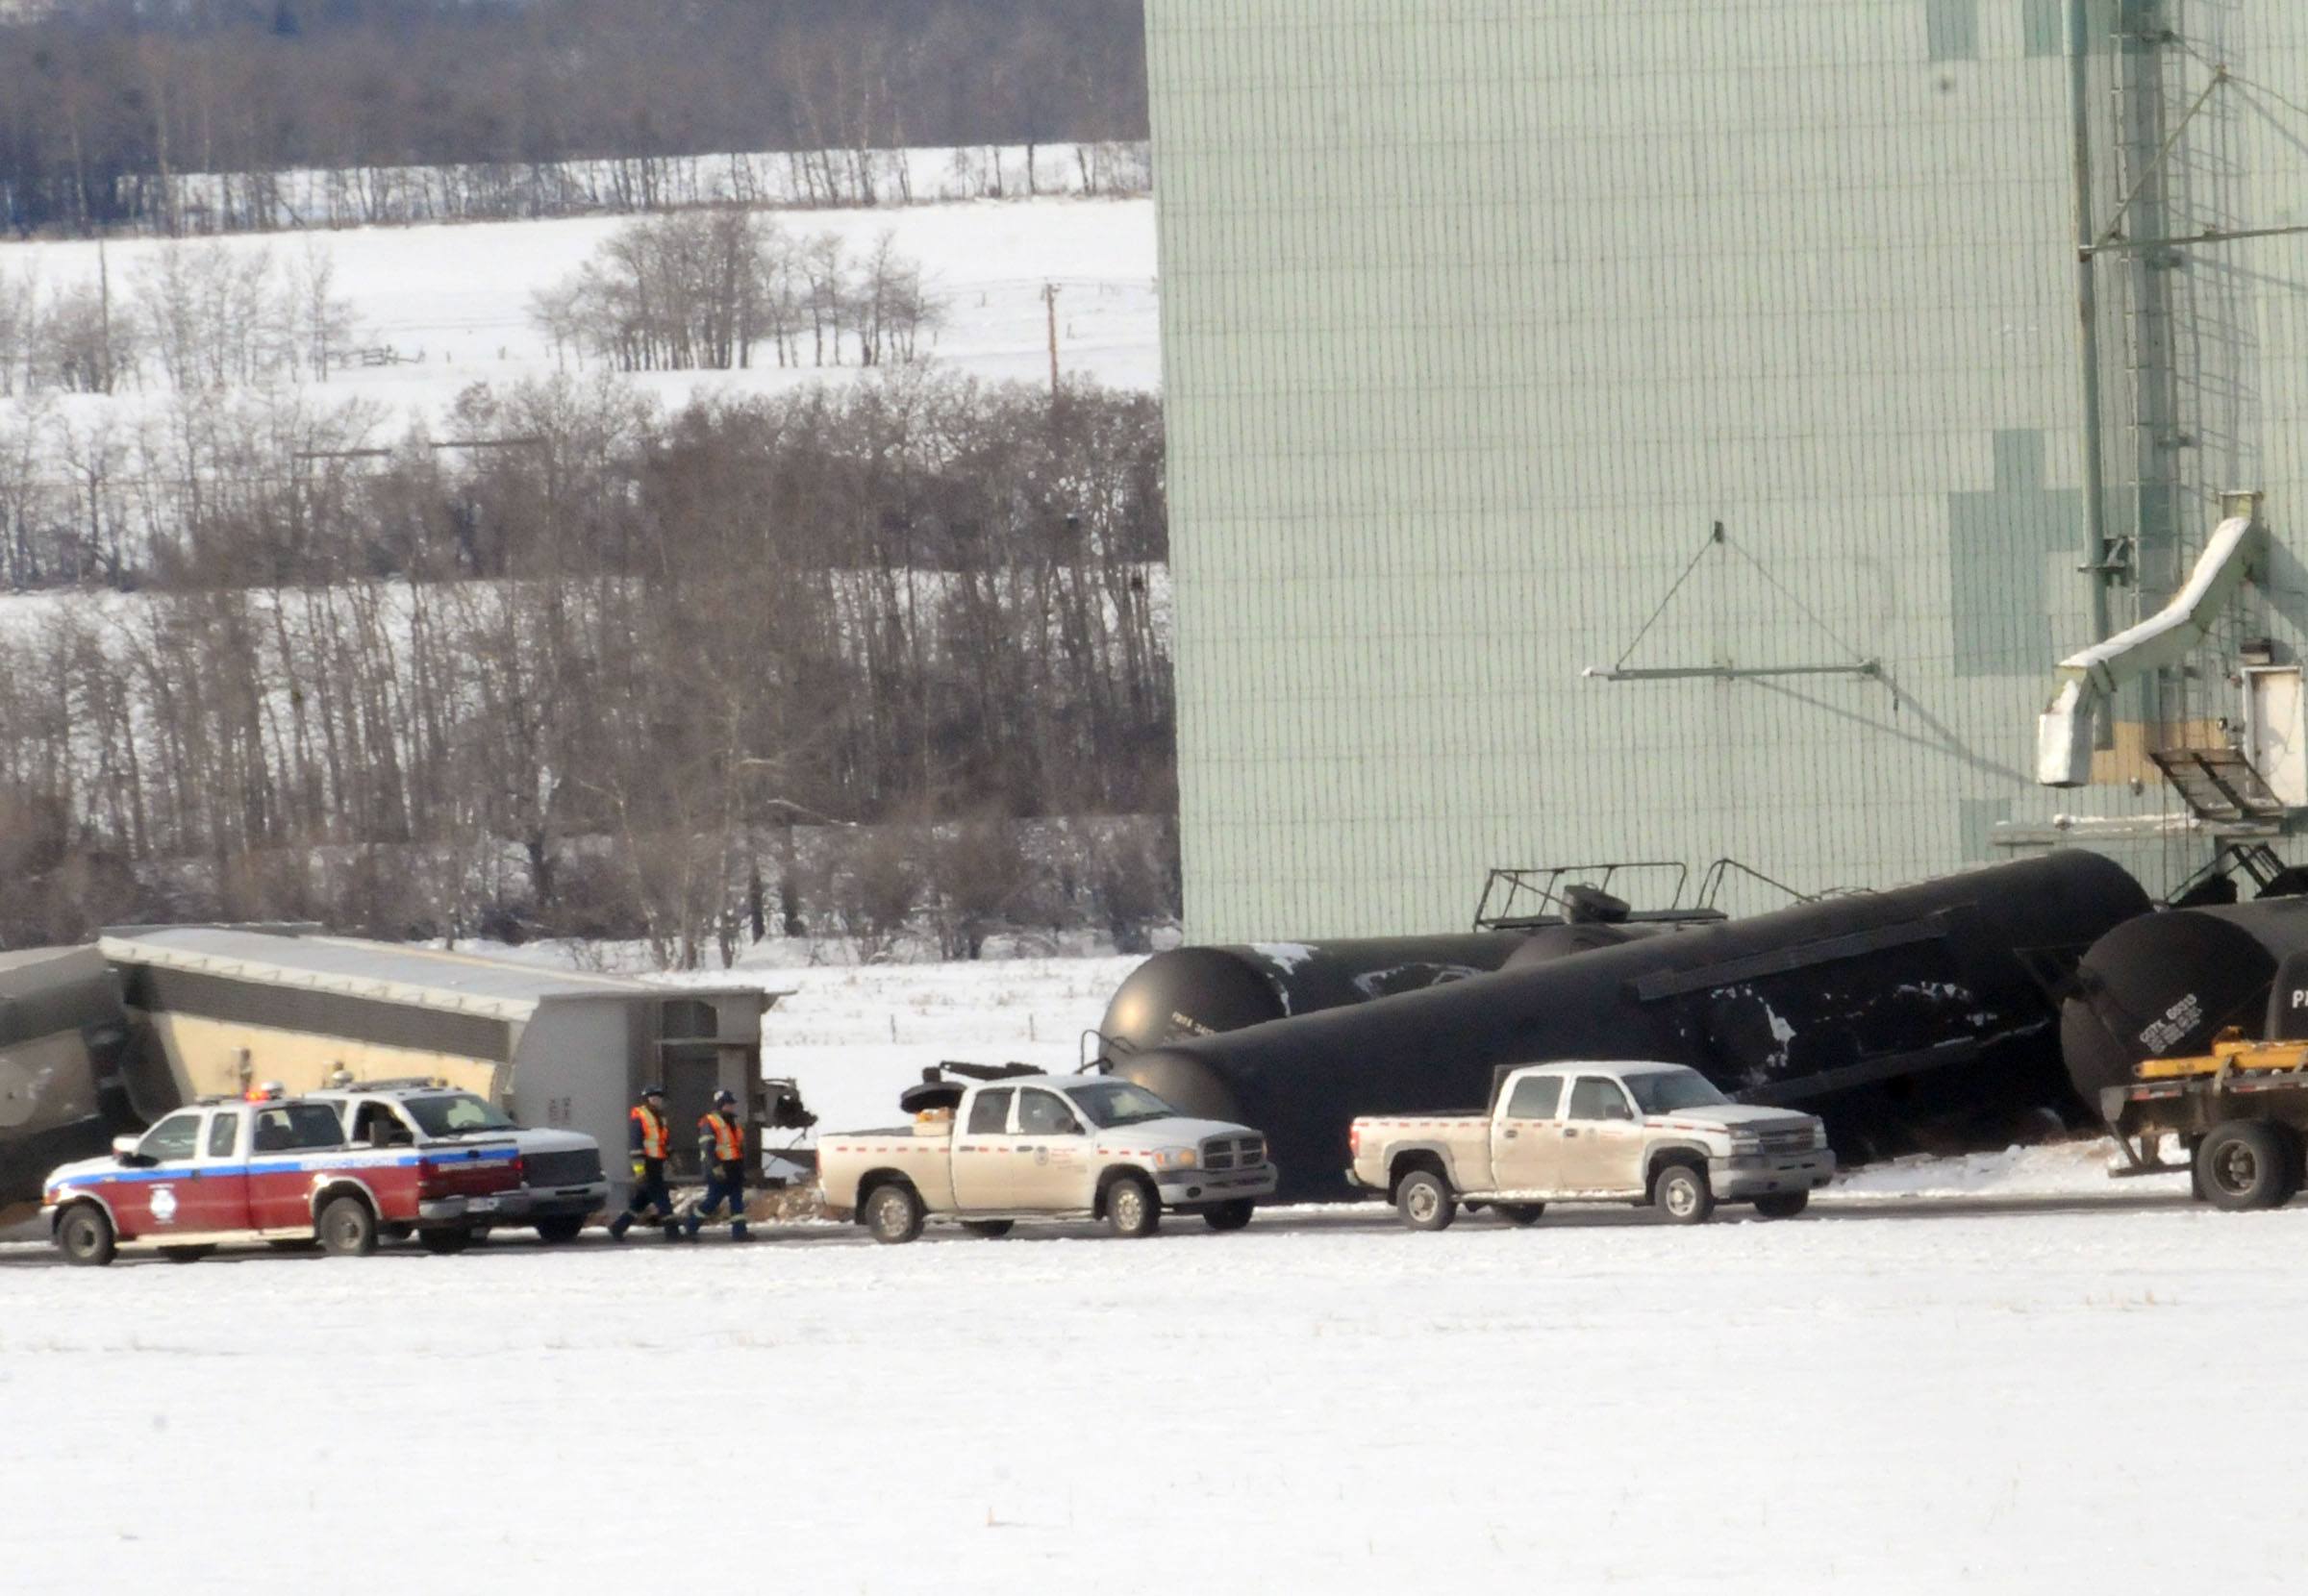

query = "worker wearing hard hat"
[[687, 1088, 752, 1242], [609, 1085, 683, 1241]]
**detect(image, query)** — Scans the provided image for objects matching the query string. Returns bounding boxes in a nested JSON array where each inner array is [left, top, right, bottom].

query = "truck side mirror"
[[112, 1135, 155, 1167]]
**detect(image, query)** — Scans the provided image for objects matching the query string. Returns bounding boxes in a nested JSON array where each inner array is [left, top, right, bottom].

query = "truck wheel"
[[1106, 1175, 1162, 1238], [534, 1216, 587, 1244], [2195, 1120, 2297, 1211], [1202, 1200, 1256, 1233], [160, 1246, 215, 1263], [57, 1205, 115, 1267], [417, 1228, 472, 1255], [318, 1194, 379, 1257], [864, 1183, 925, 1244], [1751, 1192, 1809, 1219], [1493, 1204, 1543, 1227], [1653, 1162, 1714, 1225], [962, 1220, 1015, 1239], [1396, 1169, 1457, 1232]]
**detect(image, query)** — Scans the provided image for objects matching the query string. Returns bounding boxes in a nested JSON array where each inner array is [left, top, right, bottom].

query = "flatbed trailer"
[[2101, 1032, 2308, 1209]]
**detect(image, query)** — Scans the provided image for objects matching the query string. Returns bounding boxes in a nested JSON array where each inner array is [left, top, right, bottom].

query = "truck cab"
[[1348, 1061, 1834, 1228], [41, 1089, 522, 1264], [307, 1081, 608, 1243]]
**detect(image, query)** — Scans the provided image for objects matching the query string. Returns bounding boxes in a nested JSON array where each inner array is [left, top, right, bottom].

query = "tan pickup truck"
[[1347, 1060, 1832, 1228], [818, 1070, 1278, 1243]]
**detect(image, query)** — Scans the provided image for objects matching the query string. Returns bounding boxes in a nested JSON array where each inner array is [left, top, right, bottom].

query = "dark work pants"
[[625, 1159, 673, 1220], [693, 1165, 746, 1226]]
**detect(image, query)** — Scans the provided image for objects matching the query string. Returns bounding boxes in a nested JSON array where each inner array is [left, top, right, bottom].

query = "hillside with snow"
[[1, 188, 1160, 428]]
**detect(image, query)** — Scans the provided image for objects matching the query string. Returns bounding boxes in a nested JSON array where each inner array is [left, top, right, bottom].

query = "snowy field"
[[2, 948, 2282, 1593], [3, 188, 1161, 425], [0, 1188, 2289, 1593]]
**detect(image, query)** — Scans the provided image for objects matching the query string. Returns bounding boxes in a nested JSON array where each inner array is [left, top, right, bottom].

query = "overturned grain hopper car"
[[1110, 852, 2150, 1202], [99, 926, 801, 1209], [0, 947, 135, 1219]]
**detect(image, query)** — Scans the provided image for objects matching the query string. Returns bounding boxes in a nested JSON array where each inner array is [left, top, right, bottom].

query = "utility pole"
[[1042, 282, 1062, 407], [2067, 0, 2112, 652], [96, 233, 113, 395]]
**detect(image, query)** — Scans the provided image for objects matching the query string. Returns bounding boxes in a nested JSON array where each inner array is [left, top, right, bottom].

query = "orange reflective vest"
[[700, 1110, 744, 1163], [631, 1103, 671, 1160]]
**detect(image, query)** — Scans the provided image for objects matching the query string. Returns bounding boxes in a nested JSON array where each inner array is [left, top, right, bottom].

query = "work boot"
[[660, 1220, 684, 1241], [607, 1213, 632, 1241], [684, 1212, 703, 1240], [731, 1220, 751, 1242]]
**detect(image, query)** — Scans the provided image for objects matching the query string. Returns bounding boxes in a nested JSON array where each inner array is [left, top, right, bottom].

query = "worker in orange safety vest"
[[686, 1088, 751, 1241], [609, 1085, 684, 1241]]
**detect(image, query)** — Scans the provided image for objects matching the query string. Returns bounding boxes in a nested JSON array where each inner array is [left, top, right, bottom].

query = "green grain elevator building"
[[1146, 1, 2308, 938]]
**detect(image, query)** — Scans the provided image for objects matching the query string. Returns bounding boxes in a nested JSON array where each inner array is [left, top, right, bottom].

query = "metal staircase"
[[2149, 745, 2286, 823]]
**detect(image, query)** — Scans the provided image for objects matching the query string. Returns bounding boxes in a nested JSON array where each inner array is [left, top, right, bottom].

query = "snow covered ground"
[[3, 188, 1161, 427], [0, 949, 2275, 1592], [1, 1188, 2290, 1592]]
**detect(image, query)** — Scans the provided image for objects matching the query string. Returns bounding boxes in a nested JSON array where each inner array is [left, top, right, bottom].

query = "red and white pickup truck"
[[39, 1090, 523, 1265]]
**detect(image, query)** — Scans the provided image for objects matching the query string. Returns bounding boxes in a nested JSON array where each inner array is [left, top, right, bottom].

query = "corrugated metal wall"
[[1149, 0, 2308, 938]]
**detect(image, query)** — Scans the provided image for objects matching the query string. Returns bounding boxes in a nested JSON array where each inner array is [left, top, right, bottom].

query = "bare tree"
[[290, 242, 360, 383]]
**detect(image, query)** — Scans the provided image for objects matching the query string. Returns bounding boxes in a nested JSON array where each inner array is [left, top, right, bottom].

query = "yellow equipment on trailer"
[[2101, 1028, 2308, 1209]]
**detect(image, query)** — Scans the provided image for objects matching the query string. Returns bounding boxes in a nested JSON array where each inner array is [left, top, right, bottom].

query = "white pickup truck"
[[817, 1071, 1278, 1242], [1348, 1060, 1833, 1228], [307, 1081, 609, 1243]]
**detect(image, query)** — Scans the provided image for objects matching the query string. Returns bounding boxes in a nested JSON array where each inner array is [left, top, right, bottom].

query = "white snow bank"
[[1824, 1138, 2189, 1201]]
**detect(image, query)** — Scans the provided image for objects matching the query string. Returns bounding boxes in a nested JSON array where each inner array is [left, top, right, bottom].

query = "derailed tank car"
[[1112, 853, 2150, 1202], [2062, 898, 2308, 1099], [0, 947, 135, 1219], [1099, 935, 1538, 1054], [2061, 898, 2308, 1209]]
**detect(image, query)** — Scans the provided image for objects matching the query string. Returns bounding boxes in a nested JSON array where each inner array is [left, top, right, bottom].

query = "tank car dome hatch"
[[1114, 852, 2152, 1203], [1096, 935, 1536, 1057], [2062, 898, 2308, 1099], [1499, 922, 1663, 970], [1559, 884, 1632, 924]]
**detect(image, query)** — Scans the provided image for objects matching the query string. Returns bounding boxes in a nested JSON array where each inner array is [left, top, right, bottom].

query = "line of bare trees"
[[530, 213, 941, 375], [0, 371, 1177, 962], [0, 240, 360, 400], [0, 0, 1151, 237], [135, 140, 1154, 237]]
